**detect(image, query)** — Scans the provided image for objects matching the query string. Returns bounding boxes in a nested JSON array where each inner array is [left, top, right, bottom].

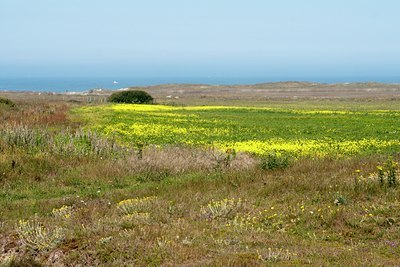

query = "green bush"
[[260, 150, 292, 170], [108, 90, 154, 104], [0, 97, 15, 107]]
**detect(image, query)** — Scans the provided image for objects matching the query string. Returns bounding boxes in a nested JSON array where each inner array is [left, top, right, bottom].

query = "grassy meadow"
[[76, 104, 400, 157], [1, 95, 400, 266]]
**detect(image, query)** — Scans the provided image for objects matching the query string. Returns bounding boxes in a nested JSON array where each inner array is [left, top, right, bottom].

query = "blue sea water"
[[0, 76, 400, 93]]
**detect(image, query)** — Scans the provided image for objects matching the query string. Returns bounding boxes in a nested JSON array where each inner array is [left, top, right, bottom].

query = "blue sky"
[[1, 0, 399, 79]]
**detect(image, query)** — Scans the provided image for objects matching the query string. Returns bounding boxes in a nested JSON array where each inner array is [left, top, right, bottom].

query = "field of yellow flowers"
[[77, 104, 400, 157]]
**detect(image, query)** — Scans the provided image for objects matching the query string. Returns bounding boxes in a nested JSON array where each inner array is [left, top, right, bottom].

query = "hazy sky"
[[1, 0, 399, 78]]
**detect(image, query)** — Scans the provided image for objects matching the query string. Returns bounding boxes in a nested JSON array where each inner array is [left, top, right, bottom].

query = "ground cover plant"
[[76, 104, 400, 157], [1, 97, 400, 266], [0, 97, 15, 108]]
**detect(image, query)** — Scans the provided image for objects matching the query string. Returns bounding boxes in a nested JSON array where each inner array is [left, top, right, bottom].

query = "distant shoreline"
[[1, 80, 400, 94], [1, 76, 400, 93]]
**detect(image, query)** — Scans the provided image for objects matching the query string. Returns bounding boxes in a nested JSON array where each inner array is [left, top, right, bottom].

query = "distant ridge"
[[126, 81, 400, 91]]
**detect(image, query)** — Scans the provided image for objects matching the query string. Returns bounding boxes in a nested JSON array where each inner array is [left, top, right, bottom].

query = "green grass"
[[76, 104, 400, 157], [1, 100, 400, 266]]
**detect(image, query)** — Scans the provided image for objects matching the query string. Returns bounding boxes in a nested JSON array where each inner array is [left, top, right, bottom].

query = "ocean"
[[1, 76, 400, 93]]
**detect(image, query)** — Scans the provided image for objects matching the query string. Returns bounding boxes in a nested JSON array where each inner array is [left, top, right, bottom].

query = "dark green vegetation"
[[0, 95, 400, 266], [107, 90, 154, 104], [0, 97, 15, 107]]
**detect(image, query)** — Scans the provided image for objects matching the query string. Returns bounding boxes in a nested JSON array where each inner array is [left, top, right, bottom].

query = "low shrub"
[[260, 150, 292, 170], [108, 90, 154, 104], [117, 196, 158, 215], [16, 219, 66, 251], [200, 198, 242, 220], [0, 97, 15, 107], [376, 159, 398, 187]]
